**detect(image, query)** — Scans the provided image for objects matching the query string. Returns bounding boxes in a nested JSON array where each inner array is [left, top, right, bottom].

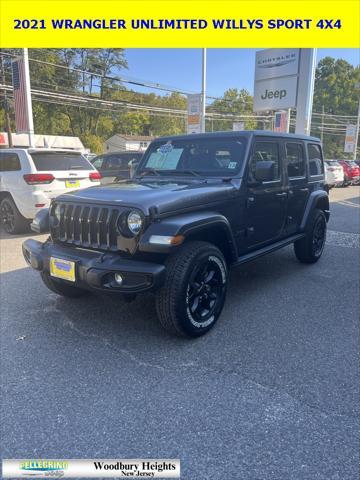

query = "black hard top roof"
[[155, 130, 320, 143]]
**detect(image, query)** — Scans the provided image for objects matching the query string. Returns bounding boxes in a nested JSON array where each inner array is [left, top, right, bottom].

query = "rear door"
[[245, 138, 287, 249], [28, 151, 98, 198], [284, 141, 309, 235]]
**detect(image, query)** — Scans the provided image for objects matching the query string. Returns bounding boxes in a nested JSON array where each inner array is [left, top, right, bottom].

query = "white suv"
[[0, 148, 101, 234]]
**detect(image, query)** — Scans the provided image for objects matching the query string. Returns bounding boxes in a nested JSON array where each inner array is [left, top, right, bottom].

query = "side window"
[[308, 144, 324, 176], [0, 153, 21, 172], [92, 156, 104, 170], [286, 142, 306, 178], [249, 142, 280, 182]]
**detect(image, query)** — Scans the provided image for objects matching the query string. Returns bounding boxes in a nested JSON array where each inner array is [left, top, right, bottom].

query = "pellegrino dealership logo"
[[19, 460, 68, 476], [257, 53, 297, 69]]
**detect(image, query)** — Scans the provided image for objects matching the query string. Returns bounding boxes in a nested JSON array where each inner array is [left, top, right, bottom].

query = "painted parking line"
[[326, 230, 360, 248]]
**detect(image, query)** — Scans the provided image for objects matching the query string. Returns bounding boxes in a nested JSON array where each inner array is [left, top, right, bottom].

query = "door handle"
[[300, 188, 309, 192], [276, 192, 287, 198]]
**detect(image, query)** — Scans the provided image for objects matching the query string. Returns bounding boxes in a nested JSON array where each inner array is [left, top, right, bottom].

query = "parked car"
[[324, 160, 344, 189], [91, 151, 143, 184], [0, 148, 101, 234], [23, 131, 329, 338], [338, 160, 360, 186]]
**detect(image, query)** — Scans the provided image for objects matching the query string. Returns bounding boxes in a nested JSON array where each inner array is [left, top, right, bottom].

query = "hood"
[[56, 179, 238, 215]]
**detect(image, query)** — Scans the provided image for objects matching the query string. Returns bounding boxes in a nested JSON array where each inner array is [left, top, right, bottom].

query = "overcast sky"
[[123, 48, 359, 97]]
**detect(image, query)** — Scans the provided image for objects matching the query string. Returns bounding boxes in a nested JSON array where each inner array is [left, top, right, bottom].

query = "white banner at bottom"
[[2, 459, 180, 478]]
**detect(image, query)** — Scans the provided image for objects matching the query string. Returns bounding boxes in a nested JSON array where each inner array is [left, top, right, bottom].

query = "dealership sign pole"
[[294, 49, 317, 136], [187, 93, 202, 134]]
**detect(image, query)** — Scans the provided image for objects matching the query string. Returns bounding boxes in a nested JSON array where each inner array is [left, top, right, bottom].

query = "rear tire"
[[0, 197, 30, 234], [294, 209, 327, 264], [155, 241, 228, 338], [40, 271, 89, 298]]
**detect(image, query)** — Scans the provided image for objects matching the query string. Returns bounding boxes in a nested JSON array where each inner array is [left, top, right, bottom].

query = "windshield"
[[138, 137, 248, 177], [326, 161, 340, 166], [30, 152, 94, 171]]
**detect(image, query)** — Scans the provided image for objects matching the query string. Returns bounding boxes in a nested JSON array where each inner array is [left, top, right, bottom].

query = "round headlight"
[[127, 211, 143, 235]]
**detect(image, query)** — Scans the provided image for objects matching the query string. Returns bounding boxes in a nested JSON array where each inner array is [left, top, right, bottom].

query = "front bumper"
[[22, 239, 166, 294]]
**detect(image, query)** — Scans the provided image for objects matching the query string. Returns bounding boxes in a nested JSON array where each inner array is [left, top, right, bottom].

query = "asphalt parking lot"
[[1, 186, 359, 480]]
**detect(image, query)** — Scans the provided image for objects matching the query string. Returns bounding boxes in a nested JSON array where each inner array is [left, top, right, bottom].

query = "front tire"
[[0, 197, 30, 234], [40, 271, 89, 298], [156, 241, 228, 338], [294, 209, 327, 264]]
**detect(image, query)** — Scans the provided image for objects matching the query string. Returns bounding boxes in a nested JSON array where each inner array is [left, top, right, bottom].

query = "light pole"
[[201, 48, 207, 133], [353, 82, 360, 160]]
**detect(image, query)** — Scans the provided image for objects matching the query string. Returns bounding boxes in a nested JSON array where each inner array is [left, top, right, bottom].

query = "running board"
[[233, 234, 306, 267]]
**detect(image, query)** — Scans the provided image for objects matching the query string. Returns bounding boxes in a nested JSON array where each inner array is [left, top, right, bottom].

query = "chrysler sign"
[[253, 48, 300, 112]]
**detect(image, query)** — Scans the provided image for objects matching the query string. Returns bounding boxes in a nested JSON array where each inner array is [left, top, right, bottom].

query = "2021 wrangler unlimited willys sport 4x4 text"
[[23, 131, 330, 338]]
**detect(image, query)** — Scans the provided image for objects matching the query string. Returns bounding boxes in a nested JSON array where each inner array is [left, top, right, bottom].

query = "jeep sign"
[[253, 48, 300, 112], [255, 48, 300, 81], [253, 76, 298, 111]]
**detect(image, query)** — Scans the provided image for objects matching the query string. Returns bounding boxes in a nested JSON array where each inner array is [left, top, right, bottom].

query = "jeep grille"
[[50, 202, 123, 251]]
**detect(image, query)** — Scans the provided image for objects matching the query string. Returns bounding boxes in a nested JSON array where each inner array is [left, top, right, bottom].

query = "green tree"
[[312, 57, 360, 158]]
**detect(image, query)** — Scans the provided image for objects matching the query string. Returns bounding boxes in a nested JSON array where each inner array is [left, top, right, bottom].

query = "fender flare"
[[300, 190, 330, 232], [139, 211, 238, 260]]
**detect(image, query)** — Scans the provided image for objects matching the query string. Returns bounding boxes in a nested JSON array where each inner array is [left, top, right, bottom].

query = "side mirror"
[[254, 161, 275, 182], [31, 208, 49, 234]]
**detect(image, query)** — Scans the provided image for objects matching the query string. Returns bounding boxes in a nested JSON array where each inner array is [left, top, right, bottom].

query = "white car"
[[325, 160, 344, 189], [0, 148, 101, 234]]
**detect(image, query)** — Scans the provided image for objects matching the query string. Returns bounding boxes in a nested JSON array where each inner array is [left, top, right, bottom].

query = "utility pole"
[[354, 82, 360, 160], [1, 54, 13, 147], [201, 48, 206, 133], [320, 104, 324, 144]]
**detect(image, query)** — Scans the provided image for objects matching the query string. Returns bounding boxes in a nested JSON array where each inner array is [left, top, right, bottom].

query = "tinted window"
[[249, 142, 280, 182], [286, 143, 305, 178], [308, 144, 324, 176], [30, 152, 94, 171], [92, 156, 104, 170], [0, 152, 21, 172], [141, 137, 247, 176], [103, 155, 131, 171], [325, 160, 340, 167]]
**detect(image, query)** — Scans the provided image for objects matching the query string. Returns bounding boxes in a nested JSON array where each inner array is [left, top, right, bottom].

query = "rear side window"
[[92, 156, 104, 170], [308, 144, 324, 176], [103, 155, 130, 171], [0, 152, 21, 172], [30, 152, 94, 171], [286, 143, 305, 178], [249, 142, 281, 182]]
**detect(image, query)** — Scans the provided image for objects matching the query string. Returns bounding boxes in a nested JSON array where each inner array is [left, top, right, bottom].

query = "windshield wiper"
[[139, 168, 162, 177], [160, 169, 202, 177], [70, 165, 85, 170]]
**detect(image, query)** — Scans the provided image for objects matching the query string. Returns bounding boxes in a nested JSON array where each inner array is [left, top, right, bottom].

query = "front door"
[[245, 139, 287, 249]]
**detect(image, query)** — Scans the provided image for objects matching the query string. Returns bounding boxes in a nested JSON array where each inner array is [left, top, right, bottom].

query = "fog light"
[[114, 273, 123, 285]]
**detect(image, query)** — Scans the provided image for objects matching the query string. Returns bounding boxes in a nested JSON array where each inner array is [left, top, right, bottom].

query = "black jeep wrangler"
[[23, 131, 329, 338]]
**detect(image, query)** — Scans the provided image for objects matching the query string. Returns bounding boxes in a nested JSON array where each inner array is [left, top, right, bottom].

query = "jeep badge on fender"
[[23, 131, 329, 338]]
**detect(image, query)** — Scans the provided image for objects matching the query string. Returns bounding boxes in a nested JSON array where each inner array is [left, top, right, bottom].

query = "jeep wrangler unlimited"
[[23, 131, 329, 338]]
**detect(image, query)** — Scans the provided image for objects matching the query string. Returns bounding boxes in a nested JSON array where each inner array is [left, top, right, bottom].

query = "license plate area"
[[65, 179, 80, 188], [50, 257, 76, 282]]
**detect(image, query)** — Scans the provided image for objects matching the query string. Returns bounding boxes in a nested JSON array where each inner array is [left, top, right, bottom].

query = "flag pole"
[[201, 48, 206, 133], [22, 48, 35, 148]]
